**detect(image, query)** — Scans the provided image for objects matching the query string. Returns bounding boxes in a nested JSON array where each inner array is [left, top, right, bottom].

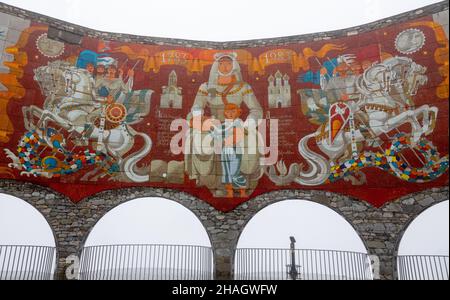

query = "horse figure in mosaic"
[[20, 60, 153, 182], [268, 56, 447, 186], [313, 57, 435, 160]]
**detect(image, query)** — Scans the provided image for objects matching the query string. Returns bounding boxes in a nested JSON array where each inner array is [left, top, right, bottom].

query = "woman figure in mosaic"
[[185, 52, 263, 198]]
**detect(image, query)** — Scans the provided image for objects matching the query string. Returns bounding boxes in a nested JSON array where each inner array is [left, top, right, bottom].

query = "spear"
[[123, 60, 140, 83]]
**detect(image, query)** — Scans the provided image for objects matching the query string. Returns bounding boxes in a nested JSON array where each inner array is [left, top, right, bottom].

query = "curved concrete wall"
[[0, 1, 449, 280]]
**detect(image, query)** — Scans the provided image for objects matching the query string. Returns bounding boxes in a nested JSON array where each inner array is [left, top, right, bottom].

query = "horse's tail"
[[264, 161, 300, 186], [122, 132, 152, 183], [4, 149, 22, 170], [295, 133, 330, 186]]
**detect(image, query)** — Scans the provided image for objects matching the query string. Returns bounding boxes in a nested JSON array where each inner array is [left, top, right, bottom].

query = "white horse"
[[271, 56, 438, 186], [315, 56, 434, 159], [24, 61, 99, 132], [23, 60, 153, 183]]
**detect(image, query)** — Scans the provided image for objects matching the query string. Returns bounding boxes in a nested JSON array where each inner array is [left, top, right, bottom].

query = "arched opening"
[[234, 199, 371, 280], [397, 200, 449, 280], [0, 193, 57, 280], [79, 197, 213, 280]]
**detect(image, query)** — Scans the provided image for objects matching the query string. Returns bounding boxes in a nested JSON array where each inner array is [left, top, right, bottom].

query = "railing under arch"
[[0, 245, 56, 280], [78, 244, 214, 280], [234, 248, 373, 280], [397, 255, 449, 280]]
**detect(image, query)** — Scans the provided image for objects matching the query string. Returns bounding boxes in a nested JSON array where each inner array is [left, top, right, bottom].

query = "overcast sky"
[[0, 0, 443, 41]]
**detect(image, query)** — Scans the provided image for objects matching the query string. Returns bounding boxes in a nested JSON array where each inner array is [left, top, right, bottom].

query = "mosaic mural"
[[0, 9, 448, 211]]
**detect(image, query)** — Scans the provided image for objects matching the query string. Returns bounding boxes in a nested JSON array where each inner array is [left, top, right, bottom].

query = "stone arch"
[[0, 182, 224, 279], [0, 190, 58, 246], [0, 182, 61, 279], [1, 179, 448, 280], [72, 188, 371, 280], [69, 187, 219, 278], [392, 194, 449, 279], [365, 187, 449, 280], [234, 195, 370, 250], [76, 194, 215, 253], [233, 197, 371, 279], [206, 187, 448, 280], [226, 190, 371, 278], [77, 195, 215, 279], [77, 193, 214, 250]]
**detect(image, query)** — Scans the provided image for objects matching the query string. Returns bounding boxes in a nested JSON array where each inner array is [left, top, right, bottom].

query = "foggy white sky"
[[0, 0, 443, 41], [398, 201, 449, 256], [84, 198, 212, 247], [0, 194, 55, 246]]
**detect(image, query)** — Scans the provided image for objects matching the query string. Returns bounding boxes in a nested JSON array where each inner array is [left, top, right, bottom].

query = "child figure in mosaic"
[[211, 103, 247, 198]]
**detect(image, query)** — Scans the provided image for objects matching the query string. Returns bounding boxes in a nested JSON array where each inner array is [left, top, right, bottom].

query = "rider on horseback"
[[298, 54, 382, 151], [94, 58, 134, 104]]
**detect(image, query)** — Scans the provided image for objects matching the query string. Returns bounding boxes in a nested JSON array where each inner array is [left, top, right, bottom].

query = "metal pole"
[[288, 236, 299, 280]]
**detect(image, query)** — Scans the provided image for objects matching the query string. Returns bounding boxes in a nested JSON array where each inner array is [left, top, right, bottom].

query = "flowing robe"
[[185, 81, 263, 196]]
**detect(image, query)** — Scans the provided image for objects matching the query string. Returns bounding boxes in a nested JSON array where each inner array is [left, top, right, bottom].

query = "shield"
[[329, 102, 351, 144]]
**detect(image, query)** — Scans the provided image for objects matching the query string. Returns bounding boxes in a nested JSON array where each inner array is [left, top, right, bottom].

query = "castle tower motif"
[[268, 70, 291, 108], [160, 70, 183, 109]]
